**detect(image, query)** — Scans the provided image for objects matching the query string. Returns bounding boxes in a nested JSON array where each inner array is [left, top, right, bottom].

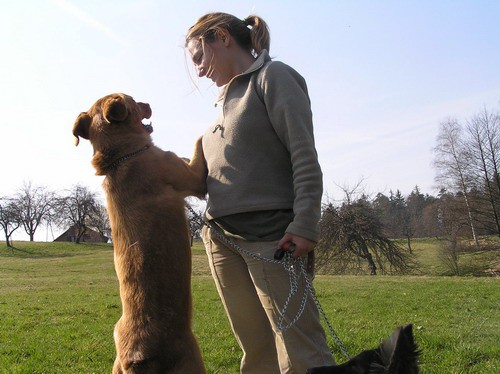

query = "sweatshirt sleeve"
[[259, 62, 323, 242]]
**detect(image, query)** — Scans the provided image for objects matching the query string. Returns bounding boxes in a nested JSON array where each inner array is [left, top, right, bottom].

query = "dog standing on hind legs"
[[73, 93, 207, 373], [307, 324, 420, 374]]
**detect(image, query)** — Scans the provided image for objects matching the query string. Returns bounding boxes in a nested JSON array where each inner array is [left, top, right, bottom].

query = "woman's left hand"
[[278, 233, 316, 258]]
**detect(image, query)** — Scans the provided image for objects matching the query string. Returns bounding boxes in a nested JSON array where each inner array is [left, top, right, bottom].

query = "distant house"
[[54, 225, 109, 243]]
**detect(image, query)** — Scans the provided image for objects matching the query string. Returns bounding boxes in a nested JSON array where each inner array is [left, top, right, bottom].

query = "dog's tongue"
[[142, 121, 154, 133]]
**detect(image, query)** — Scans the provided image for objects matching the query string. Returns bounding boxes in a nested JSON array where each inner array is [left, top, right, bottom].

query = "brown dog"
[[73, 93, 207, 373]]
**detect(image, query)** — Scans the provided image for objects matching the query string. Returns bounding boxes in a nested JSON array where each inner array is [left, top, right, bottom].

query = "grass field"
[[0, 240, 499, 373]]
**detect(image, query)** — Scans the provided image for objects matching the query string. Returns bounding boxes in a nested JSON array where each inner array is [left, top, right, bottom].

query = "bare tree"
[[316, 199, 413, 275], [433, 189, 480, 274], [465, 107, 500, 236], [0, 197, 21, 247], [11, 181, 54, 241], [185, 199, 205, 246], [334, 179, 367, 206], [434, 189, 472, 238], [88, 203, 111, 241], [434, 118, 479, 246], [56, 184, 100, 244]]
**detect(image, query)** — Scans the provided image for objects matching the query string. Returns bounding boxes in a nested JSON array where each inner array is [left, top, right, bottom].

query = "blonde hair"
[[186, 12, 271, 55]]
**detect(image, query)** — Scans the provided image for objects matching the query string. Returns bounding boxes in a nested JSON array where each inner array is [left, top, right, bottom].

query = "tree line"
[[0, 182, 202, 247], [322, 105, 500, 246], [0, 182, 109, 247], [315, 105, 500, 274]]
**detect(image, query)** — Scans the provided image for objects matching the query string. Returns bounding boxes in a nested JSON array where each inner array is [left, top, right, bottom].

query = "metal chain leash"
[[300, 262, 351, 360], [206, 221, 305, 331], [186, 205, 350, 360]]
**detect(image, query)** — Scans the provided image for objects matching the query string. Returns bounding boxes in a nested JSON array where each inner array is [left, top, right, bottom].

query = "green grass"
[[0, 240, 499, 373]]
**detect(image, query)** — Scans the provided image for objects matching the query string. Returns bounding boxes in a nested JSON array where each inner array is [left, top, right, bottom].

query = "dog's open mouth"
[[142, 121, 154, 133]]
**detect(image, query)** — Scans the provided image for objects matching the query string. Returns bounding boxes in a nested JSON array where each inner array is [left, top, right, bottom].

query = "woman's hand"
[[278, 232, 316, 258]]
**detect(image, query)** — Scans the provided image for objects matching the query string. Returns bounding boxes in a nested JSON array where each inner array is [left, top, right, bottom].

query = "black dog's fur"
[[307, 324, 420, 373]]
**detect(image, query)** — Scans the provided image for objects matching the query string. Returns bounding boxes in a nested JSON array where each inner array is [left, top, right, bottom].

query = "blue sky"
[[2, 0, 500, 239]]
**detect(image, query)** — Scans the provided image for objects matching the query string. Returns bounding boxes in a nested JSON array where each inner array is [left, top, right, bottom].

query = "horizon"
[[2, 0, 500, 241]]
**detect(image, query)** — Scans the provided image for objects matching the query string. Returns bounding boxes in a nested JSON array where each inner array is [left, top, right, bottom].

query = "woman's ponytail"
[[244, 15, 271, 54]]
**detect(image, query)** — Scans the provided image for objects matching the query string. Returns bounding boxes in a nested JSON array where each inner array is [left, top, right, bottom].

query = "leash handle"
[[274, 248, 287, 260], [274, 245, 296, 260]]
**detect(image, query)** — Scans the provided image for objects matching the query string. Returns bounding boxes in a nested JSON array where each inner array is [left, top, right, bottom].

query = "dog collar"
[[107, 145, 150, 171]]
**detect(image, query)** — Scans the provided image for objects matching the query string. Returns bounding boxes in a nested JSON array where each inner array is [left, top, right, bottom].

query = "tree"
[[465, 107, 500, 236], [316, 199, 413, 275], [372, 192, 392, 236], [186, 199, 205, 245], [12, 181, 54, 241], [421, 196, 441, 238], [56, 184, 100, 244], [406, 186, 426, 239], [389, 189, 413, 250], [88, 204, 111, 241], [0, 197, 21, 247], [433, 118, 479, 246]]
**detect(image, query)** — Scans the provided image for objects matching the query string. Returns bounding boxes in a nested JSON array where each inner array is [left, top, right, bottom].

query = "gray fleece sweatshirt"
[[202, 50, 323, 242]]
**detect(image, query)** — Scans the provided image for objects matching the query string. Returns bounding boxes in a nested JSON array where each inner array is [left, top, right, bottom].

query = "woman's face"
[[187, 37, 232, 87]]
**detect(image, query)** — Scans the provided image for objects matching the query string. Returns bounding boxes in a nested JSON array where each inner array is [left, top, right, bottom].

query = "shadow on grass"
[[0, 246, 79, 259], [0, 242, 112, 259]]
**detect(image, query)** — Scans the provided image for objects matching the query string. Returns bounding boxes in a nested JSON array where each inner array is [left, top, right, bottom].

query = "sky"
[[1, 0, 500, 240]]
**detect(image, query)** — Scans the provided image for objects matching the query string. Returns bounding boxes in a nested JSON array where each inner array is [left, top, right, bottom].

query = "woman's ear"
[[219, 30, 230, 47]]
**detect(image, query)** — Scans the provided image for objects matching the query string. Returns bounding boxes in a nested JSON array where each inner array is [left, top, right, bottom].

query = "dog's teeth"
[[142, 122, 154, 133]]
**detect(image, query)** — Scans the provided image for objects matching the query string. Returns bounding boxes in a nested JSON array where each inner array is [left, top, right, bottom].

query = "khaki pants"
[[202, 226, 336, 374]]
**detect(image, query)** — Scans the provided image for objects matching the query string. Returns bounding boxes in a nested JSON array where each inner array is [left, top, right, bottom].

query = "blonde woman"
[[186, 12, 336, 373]]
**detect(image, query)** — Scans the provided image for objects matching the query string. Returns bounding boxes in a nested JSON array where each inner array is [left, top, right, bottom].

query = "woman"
[[186, 12, 336, 373]]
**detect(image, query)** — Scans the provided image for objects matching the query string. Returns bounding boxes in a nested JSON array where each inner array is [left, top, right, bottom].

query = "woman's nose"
[[197, 65, 206, 78]]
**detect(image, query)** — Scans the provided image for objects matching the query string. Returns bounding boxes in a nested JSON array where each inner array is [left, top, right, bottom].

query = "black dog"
[[307, 324, 420, 373]]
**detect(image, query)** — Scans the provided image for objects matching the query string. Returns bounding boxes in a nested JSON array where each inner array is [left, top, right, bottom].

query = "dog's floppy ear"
[[137, 102, 152, 119], [103, 96, 128, 123], [72, 112, 92, 146]]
